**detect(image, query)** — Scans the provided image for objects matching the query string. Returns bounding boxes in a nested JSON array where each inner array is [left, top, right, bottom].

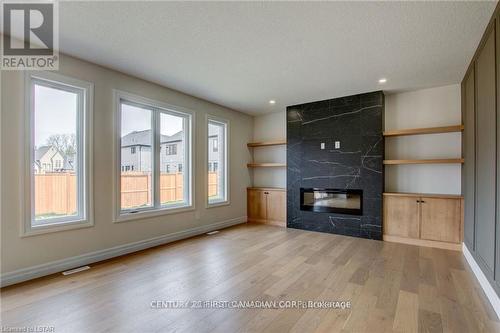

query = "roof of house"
[[35, 146, 52, 161], [121, 129, 184, 147]]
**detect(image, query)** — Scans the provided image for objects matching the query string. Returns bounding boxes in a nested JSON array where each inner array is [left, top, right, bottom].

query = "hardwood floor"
[[1, 223, 499, 333]]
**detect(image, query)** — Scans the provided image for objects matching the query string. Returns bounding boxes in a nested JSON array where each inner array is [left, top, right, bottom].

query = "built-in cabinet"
[[246, 140, 287, 228], [383, 193, 462, 250], [461, 7, 500, 297], [383, 123, 464, 250], [247, 188, 286, 227]]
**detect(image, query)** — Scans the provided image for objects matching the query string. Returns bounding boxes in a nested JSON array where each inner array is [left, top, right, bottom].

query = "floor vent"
[[62, 266, 90, 276]]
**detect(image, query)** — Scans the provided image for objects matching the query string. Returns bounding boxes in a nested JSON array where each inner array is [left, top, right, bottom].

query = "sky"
[[34, 85, 77, 146], [121, 103, 183, 137], [34, 84, 184, 148]]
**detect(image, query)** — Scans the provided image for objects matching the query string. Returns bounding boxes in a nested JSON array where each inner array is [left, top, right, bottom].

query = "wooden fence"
[[35, 173, 77, 217], [34, 172, 219, 216]]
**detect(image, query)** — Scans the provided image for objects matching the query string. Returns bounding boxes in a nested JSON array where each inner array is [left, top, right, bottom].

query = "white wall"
[[385, 84, 462, 194], [251, 111, 286, 188], [1, 54, 253, 274]]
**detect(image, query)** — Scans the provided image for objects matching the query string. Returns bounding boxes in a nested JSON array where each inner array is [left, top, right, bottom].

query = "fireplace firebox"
[[300, 188, 363, 215]]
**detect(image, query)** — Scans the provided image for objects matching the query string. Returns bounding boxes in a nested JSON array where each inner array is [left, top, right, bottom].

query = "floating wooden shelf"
[[383, 125, 464, 137], [247, 187, 286, 191], [247, 163, 286, 168], [383, 158, 464, 165], [247, 140, 287, 147]]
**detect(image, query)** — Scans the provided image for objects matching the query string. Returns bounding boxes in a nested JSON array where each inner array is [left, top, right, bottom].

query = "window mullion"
[[184, 117, 191, 205], [153, 109, 161, 209], [77, 90, 84, 219]]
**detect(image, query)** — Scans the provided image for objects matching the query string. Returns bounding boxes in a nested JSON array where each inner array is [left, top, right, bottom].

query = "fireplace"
[[287, 91, 383, 239], [300, 188, 363, 215]]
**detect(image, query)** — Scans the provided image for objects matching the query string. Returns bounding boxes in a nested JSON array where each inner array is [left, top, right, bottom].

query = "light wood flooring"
[[1, 223, 499, 333]]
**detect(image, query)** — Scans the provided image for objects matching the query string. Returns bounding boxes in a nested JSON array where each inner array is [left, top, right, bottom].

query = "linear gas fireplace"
[[300, 188, 363, 215]]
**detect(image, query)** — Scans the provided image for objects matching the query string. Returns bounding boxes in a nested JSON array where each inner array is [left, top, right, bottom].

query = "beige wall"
[[385, 84, 462, 194], [1, 54, 253, 274], [251, 111, 286, 188]]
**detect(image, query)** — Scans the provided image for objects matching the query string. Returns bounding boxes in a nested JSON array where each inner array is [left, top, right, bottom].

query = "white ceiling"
[[54, 1, 496, 115]]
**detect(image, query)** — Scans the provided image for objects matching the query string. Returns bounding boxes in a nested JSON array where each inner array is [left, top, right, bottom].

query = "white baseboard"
[[1, 216, 247, 287], [462, 243, 500, 319]]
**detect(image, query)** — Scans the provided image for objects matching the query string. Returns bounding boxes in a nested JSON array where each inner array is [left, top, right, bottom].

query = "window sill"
[[21, 219, 94, 237], [206, 200, 230, 209], [114, 205, 195, 223]]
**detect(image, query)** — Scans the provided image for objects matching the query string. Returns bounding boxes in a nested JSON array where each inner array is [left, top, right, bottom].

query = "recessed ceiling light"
[[269, 100, 276, 105], [378, 78, 387, 84]]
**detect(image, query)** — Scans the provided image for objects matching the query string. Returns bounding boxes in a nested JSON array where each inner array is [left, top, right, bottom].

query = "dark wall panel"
[[463, 69, 476, 249], [496, 14, 500, 285], [474, 27, 496, 274], [286, 91, 384, 240]]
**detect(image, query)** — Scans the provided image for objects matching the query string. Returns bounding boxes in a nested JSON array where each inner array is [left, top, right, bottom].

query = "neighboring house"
[[160, 131, 185, 173], [120, 130, 153, 172], [208, 133, 219, 172], [34, 146, 65, 174], [121, 129, 220, 173]]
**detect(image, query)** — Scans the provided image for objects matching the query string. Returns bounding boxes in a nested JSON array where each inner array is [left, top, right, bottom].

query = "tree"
[[45, 134, 76, 157]]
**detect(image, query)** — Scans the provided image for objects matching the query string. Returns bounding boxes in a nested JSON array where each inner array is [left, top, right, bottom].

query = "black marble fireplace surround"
[[287, 91, 384, 240]]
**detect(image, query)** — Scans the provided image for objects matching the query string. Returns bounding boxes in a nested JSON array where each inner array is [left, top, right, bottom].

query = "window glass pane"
[[160, 112, 187, 206], [208, 121, 226, 203], [33, 84, 79, 225], [120, 102, 153, 210]]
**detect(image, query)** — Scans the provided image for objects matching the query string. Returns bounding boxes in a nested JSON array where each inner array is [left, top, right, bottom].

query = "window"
[[25, 72, 93, 235], [207, 117, 228, 205], [165, 144, 177, 155], [213, 139, 218, 152], [120, 101, 153, 210], [116, 91, 192, 220]]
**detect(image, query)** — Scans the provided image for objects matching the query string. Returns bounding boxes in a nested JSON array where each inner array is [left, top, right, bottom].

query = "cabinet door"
[[266, 190, 286, 227], [247, 189, 267, 222], [383, 196, 420, 239], [420, 198, 461, 243], [475, 27, 496, 272]]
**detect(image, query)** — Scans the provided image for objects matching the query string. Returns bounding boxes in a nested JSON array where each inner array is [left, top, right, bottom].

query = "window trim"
[[206, 114, 230, 208], [22, 71, 94, 237], [113, 90, 195, 223]]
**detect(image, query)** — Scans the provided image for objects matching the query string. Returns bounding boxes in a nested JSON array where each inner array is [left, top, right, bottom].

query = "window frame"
[[114, 90, 194, 222], [206, 115, 229, 208], [23, 71, 94, 237]]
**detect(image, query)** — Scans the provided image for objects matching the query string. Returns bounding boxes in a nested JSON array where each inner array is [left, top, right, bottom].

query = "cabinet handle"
[[420, 200, 426, 203]]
